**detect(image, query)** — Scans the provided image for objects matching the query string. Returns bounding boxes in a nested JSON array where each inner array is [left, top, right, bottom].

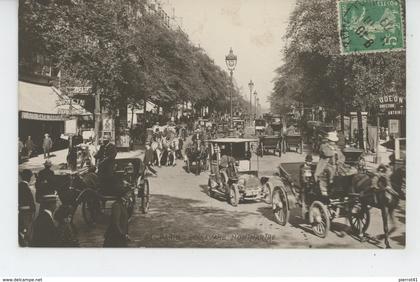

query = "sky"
[[162, 0, 296, 110]]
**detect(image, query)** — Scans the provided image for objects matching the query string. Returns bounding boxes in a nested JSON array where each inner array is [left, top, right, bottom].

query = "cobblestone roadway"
[[73, 149, 405, 249]]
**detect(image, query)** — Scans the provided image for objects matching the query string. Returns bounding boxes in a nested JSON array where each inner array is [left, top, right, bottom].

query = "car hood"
[[237, 174, 260, 189]]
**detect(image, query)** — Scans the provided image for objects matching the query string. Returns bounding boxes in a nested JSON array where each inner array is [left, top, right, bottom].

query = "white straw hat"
[[327, 131, 339, 142]]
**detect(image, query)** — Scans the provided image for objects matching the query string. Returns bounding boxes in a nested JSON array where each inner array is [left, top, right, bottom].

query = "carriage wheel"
[[141, 180, 150, 214], [82, 197, 101, 226], [228, 184, 240, 207], [348, 202, 370, 235], [272, 187, 289, 226], [309, 201, 330, 238]]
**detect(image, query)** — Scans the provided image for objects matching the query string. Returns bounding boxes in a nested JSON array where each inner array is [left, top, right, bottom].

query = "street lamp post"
[[225, 47, 237, 130], [253, 90, 258, 120], [248, 80, 254, 125], [256, 97, 260, 118]]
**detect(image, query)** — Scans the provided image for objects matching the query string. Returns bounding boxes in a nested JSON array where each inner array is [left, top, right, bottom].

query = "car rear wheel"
[[272, 187, 289, 226]]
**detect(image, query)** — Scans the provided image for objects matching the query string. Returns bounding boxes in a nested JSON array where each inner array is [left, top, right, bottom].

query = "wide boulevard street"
[[57, 147, 405, 249]]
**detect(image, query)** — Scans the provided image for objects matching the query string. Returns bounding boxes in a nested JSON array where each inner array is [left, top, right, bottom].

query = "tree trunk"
[[357, 111, 364, 149], [130, 106, 134, 129]]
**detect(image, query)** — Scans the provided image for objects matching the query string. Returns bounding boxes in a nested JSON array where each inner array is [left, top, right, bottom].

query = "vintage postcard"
[[18, 0, 405, 249]]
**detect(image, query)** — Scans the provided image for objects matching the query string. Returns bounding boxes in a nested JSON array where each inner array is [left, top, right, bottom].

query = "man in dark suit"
[[31, 194, 59, 247], [19, 169, 35, 212], [95, 135, 117, 177], [19, 169, 35, 247], [143, 142, 157, 175], [95, 135, 118, 195], [35, 160, 55, 203]]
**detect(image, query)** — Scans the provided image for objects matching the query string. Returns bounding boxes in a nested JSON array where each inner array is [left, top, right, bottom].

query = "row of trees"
[[270, 0, 406, 124], [19, 0, 245, 117]]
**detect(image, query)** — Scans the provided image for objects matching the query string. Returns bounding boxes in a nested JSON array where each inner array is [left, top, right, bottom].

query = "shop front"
[[378, 95, 406, 138], [18, 81, 92, 153]]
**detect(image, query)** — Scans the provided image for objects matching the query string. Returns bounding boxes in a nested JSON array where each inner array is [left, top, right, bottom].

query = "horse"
[[176, 137, 184, 159], [162, 137, 177, 166], [351, 165, 405, 248], [151, 137, 163, 167]]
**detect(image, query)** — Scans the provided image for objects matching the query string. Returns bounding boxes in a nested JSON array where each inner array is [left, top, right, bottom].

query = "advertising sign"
[[66, 87, 92, 96], [65, 118, 78, 135], [378, 95, 405, 115], [388, 119, 400, 137], [102, 118, 113, 132], [117, 134, 130, 148]]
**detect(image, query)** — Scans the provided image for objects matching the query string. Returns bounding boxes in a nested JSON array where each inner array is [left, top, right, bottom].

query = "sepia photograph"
[[17, 0, 406, 249]]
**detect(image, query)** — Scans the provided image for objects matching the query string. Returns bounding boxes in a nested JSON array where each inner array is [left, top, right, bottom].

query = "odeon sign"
[[378, 95, 404, 104]]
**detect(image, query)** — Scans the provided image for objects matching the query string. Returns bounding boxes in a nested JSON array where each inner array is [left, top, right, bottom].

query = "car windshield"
[[219, 142, 248, 160]]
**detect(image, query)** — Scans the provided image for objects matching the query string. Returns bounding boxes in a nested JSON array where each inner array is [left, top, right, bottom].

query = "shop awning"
[[19, 81, 92, 121]]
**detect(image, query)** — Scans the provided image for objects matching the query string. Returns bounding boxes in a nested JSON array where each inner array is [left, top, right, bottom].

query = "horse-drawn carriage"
[[257, 135, 281, 157], [285, 134, 304, 154], [51, 158, 150, 226], [207, 138, 270, 206], [268, 161, 370, 238], [254, 119, 266, 132], [184, 142, 208, 175]]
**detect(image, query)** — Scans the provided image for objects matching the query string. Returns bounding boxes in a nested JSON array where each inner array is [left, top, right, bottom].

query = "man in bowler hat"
[[31, 194, 59, 247]]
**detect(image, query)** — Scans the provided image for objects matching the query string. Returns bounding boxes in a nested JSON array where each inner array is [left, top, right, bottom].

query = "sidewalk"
[[18, 147, 145, 174]]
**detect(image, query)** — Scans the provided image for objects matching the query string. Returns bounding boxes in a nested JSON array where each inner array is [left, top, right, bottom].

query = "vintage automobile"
[[254, 119, 267, 135], [207, 138, 270, 206], [285, 133, 304, 154], [271, 121, 283, 135], [271, 114, 282, 124]]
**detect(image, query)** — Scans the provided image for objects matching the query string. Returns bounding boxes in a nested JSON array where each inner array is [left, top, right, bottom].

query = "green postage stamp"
[[338, 0, 405, 54]]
